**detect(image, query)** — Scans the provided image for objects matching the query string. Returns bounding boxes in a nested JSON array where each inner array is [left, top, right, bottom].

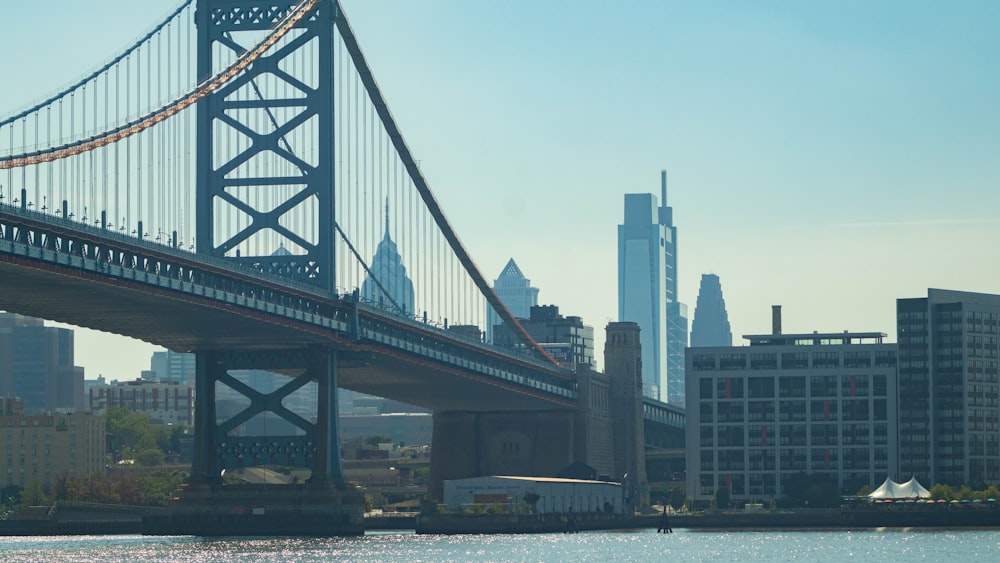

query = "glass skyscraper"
[[618, 171, 687, 403]]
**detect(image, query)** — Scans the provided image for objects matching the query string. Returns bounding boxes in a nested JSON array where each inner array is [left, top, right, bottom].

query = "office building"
[[691, 274, 733, 348], [1, 399, 106, 487], [0, 313, 84, 414], [618, 171, 687, 403], [493, 305, 594, 369], [897, 289, 1000, 486], [686, 309, 898, 504], [88, 379, 194, 426], [486, 258, 539, 344]]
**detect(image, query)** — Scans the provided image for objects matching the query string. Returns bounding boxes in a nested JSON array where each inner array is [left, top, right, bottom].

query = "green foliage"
[[957, 485, 975, 501], [104, 407, 189, 467], [134, 448, 166, 467], [136, 470, 186, 506], [929, 483, 954, 501], [855, 485, 872, 497], [363, 435, 392, 446], [52, 470, 87, 502], [20, 479, 48, 507], [982, 485, 1000, 501]]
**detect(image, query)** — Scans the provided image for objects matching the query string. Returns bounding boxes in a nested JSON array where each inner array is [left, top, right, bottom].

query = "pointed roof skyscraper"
[[361, 199, 415, 315], [690, 273, 732, 347], [486, 258, 539, 344]]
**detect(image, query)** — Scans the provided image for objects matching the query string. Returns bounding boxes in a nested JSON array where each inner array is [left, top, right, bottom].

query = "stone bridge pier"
[[427, 322, 649, 505], [428, 410, 576, 500]]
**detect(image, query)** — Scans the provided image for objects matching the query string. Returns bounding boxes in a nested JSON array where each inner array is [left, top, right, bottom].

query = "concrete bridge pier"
[[428, 410, 577, 500], [149, 345, 364, 536]]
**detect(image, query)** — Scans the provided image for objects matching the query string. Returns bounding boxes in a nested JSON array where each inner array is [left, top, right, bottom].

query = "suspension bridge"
[[0, 0, 682, 534]]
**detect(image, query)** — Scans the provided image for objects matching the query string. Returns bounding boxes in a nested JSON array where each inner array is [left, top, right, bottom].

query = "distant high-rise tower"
[[661, 171, 688, 406], [690, 274, 733, 348], [486, 258, 539, 344], [618, 170, 687, 403], [897, 288, 1000, 487], [0, 313, 84, 413], [361, 201, 415, 315]]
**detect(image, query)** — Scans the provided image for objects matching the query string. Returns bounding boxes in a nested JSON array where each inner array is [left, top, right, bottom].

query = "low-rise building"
[[443, 476, 624, 514], [1, 400, 106, 487]]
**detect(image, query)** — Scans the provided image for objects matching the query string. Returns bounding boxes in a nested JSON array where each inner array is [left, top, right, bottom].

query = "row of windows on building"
[[699, 399, 890, 424], [698, 470, 883, 497], [697, 375, 890, 399], [692, 351, 897, 372], [700, 422, 890, 447]]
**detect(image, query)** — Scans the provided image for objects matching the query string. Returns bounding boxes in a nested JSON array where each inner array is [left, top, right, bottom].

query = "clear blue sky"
[[1, 1, 998, 379]]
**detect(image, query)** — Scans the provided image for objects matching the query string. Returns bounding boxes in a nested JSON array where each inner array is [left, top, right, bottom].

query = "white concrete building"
[[443, 476, 624, 514]]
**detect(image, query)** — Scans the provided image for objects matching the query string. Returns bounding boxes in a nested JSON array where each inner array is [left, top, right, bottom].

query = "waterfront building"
[[0, 399, 105, 487], [690, 274, 733, 348], [0, 313, 84, 414], [361, 202, 415, 315], [443, 475, 624, 514], [88, 379, 194, 426], [618, 171, 687, 403], [486, 258, 540, 344], [492, 305, 595, 369], [685, 308, 898, 505], [897, 289, 1000, 486]]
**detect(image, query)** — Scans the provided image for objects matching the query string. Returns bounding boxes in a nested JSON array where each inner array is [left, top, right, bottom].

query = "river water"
[[2, 528, 999, 562]]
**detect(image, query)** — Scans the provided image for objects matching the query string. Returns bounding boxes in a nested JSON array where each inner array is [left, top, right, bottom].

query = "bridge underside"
[[0, 258, 331, 351], [0, 257, 569, 413]]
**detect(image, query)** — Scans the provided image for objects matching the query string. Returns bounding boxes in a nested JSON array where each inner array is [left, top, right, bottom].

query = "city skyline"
[[0, 0, 998, 380]]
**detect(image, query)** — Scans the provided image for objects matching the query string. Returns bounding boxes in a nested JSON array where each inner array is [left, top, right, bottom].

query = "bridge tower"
[[152, 0, 363, 535]]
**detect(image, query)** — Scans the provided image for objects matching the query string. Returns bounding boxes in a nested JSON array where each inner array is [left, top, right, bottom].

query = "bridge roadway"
[[0, 204, 685, 434], [0, 204, 576, 412]]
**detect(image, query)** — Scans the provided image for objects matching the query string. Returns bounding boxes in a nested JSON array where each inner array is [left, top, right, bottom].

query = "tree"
[[669, 486, 687, 510], [363, 435, 393, 447], [52, 470, 87, 501], [20, 479, 48, 507], [929, 483, 954, 501]]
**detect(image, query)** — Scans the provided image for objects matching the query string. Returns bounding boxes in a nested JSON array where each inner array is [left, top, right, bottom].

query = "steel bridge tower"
[[157, 0, 363, 535]]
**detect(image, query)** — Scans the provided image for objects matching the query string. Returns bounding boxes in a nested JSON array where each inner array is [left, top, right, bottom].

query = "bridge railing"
[[2, 203, 578, 402], [643, 398, 685, 429]]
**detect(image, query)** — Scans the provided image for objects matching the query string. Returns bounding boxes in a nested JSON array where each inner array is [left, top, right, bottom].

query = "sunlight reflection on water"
[[2, 529, 999, 562]]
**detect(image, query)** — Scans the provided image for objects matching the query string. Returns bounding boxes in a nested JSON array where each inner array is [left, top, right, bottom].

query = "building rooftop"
[[742, 331, 887, 346]]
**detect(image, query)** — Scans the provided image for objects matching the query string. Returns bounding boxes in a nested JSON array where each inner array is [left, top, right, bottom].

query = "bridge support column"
[[428, 410, 576, 500], [151, 345, 363, 536]]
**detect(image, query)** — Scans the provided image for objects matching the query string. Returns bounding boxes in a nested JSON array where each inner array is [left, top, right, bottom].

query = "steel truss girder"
[[192, 346, 346, 487], [196, 0, 335, 290]]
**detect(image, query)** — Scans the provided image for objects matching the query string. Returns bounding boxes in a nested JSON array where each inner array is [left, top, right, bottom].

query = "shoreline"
[[4, 507, 1000, 536]]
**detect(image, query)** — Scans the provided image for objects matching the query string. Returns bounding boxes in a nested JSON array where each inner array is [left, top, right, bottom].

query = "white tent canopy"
[[867, 476, 932, 499]]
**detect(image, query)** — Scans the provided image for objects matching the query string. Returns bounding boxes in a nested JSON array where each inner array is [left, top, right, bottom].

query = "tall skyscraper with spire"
[[618, 170, 687, 404], [486, 258, 539, 344], [690, 273, 733, 348], [361, 200, 415, 315], [661, 171, 689, 406]]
